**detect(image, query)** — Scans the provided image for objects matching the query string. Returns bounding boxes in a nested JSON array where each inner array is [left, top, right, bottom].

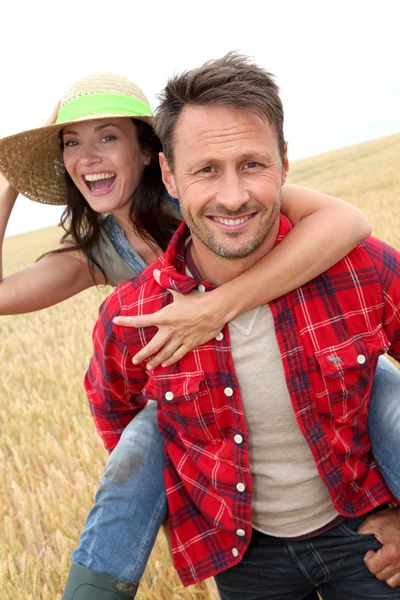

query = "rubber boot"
[[62, 562, 138, 599]]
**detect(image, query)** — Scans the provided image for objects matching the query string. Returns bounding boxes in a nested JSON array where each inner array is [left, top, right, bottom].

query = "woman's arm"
[[0, 174, 19, 284], [115, 185, 372, 368], [0, 174, 104, 315]]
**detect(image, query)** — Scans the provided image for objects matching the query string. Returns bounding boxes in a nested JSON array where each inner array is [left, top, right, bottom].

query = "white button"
[[165, 391, 174, 401], [234, 434, 243, 444], [215, 332, 224, 341], [224, 387, 233, 397], [236, 483, 246, 492], [232, 548, 239, 558], [198, 284, 206, 293], [236, 528, 245, 537], [357, 354, 366, 365]]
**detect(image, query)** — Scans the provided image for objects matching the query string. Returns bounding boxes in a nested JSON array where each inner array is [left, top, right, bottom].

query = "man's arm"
[[85, 291, 148, 453]]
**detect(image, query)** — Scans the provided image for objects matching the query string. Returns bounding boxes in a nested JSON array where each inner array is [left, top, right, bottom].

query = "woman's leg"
[[63, 401, 167, 598], [368, 356, 400, 500]]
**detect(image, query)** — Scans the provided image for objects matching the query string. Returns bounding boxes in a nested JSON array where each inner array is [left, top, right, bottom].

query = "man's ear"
[[281, 142, 289, 185], [159, 152, 178, 197]]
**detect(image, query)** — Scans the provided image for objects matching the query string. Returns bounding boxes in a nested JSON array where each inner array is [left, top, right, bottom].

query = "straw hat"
[[0, 73, 153, 205]]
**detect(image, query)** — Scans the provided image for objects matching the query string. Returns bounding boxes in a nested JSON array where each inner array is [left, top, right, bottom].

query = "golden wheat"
[[1, 134, 399, 599]]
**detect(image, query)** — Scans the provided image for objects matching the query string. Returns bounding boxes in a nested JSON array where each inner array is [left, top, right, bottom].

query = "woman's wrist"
[[0, 175, 19, 204], [207, 284, 240, 325]]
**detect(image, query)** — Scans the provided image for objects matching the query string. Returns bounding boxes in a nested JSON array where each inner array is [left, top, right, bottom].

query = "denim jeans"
[[72, 401, 167, 582], [214, 515, 400, 599], [368, 356, 400, 499], [72, 357, 400, 583]]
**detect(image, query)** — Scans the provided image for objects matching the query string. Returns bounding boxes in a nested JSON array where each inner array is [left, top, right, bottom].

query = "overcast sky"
[[2, 0, 399, 237]]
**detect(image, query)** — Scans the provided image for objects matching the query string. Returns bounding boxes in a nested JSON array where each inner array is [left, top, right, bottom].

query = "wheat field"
[[1, 133, 399, 599]]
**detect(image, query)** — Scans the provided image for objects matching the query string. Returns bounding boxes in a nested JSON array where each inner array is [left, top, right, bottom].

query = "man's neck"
[[190, 220, 280, 287]]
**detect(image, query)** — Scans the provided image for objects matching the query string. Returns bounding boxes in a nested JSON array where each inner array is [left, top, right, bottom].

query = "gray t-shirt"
[[90, 227, 141, 287], [87, 196, 181, 286]]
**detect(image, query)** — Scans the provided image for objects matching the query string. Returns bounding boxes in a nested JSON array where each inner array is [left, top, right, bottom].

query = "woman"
[[0, 73, 398, 600]]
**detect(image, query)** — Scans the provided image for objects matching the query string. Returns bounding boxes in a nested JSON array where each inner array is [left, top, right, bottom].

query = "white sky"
[[2, 0, 399, 237]]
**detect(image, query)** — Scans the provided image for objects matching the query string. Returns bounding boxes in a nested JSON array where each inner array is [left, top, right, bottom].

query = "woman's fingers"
[[45, 101, 61, 126], [151, 344, 189, 369], [113, 311, 165, 329], [132, 332, 182, 367], [146, 340, 185, 370]]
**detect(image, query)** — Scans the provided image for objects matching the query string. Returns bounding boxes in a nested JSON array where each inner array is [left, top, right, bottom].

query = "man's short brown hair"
[[154, 52, 285, 167]]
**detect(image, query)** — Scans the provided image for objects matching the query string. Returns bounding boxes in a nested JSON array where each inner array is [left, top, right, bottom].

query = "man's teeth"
[[84, 173, 116, 182], [213, 215, 252, 225]]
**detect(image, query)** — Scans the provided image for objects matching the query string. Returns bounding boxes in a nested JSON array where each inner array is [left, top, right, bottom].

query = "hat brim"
[[0, 113, 153, 206]]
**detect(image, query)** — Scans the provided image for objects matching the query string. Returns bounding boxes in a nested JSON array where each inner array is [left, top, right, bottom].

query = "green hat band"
[[56, 93, 152, 124]]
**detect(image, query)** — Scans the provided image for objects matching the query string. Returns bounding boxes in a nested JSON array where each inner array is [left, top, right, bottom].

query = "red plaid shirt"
[[85, 217, 400, 586]]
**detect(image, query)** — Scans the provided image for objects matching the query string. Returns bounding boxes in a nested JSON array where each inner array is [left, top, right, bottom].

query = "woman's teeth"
[[84, 173, 116, 182], [83, 172, 116, 192]]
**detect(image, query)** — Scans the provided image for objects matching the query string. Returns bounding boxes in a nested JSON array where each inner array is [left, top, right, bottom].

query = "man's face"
[[160, 105, 288, 260]]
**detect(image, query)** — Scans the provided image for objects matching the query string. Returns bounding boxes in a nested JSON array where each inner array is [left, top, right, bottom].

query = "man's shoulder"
[[297, 235, 399, 302], [333, 235, 399, 277]]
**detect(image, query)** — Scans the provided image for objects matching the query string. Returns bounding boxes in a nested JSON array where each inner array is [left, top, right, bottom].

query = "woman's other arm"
[[0, 174, 104, 315]]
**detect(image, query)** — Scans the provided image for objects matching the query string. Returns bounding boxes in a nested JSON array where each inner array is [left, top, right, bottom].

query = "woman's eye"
[[64, 140, 77, 147], [101, 135, 117, 143]]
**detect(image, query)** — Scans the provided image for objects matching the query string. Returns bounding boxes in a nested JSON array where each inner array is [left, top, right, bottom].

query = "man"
[[85, 54, 400, 598]]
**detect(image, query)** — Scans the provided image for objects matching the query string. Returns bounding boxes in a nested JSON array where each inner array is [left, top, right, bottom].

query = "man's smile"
[[208, 213, 258, 231]]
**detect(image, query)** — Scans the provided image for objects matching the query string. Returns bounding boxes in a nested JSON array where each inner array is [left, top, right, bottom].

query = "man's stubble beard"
[[179, 194, 282, 260]]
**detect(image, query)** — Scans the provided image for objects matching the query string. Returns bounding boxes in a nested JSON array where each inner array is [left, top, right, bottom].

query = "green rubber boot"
[[62, 563, 138, 599]]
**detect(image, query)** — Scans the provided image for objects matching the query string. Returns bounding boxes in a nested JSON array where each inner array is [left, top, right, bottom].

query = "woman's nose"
[[79, 143, 101, 166]]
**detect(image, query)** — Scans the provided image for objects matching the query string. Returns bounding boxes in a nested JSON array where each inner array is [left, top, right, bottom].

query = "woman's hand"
[[113, 270, 227, 369], [45, 101, 61, 126]]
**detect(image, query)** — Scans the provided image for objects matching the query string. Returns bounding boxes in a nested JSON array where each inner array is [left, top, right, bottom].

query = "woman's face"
[[62, 117, 150, 216]]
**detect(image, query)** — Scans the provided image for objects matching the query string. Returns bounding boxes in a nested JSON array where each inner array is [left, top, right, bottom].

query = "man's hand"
[[358, 506, 400, 587]]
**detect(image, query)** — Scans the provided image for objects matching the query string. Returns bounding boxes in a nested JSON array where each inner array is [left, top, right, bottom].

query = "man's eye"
[[200, 166, 215, 173], [244, 161, 260, 169]]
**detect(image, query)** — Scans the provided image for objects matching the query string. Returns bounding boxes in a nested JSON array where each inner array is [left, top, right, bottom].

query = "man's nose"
[[216, 172, 250, 212]]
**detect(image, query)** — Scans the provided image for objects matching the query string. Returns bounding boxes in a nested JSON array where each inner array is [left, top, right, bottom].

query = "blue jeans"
[[214, 516, 400, 599], [368, 356, 400, 499], [72, 357, 400, 583], [72, 401, 167, 582]]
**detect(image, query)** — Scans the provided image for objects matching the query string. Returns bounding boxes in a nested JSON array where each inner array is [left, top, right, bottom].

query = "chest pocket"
[[314, 328, 390, 420], [142, 371, 222, 443]]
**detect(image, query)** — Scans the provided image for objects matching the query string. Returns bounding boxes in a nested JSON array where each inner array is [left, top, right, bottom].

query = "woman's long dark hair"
[[49, 119, 181, 282]]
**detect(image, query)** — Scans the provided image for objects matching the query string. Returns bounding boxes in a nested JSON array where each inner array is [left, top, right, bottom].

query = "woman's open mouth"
[[83, 172, 117, 194]]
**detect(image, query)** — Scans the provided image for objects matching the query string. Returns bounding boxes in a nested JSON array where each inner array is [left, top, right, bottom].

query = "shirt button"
[[215, 332, 224, 341], [234, 434, 243, 444], [357, 354, 366, 365], [236, 483, 246, 492], [165, 391, 174, 401], [198, 284, 206, 293], [232, 548, 239, 558], [236, 528, 245, 537], [224, 387, 233, 397]]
